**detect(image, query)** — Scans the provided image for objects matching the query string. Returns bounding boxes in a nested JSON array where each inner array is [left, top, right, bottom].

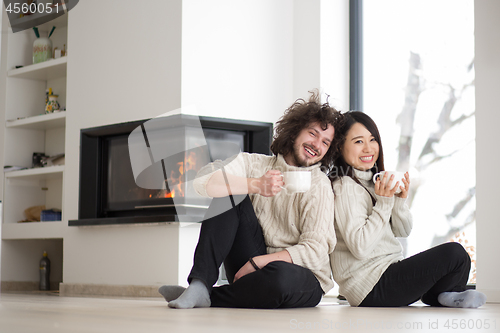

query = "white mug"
[[372, 171, 405, 194], [283, 171, 311, 193]]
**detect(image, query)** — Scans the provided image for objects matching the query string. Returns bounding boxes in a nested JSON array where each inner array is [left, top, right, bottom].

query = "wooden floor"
[[0, 292, 499, 333]]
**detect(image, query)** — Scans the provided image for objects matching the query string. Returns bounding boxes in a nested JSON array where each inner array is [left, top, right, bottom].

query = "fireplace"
[[69, 115, 273, 226]]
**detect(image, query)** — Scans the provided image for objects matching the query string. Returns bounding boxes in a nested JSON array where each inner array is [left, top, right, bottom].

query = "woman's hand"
[[249, 170, 284, 197], [395, 172, 410, 199], [374, 172, 399, 197]]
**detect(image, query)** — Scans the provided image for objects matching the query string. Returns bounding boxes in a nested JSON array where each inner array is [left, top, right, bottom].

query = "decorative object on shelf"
[[45, 87, 60, 113], [32, 27, 52, 64], [4, 165, 28, 172], [53, 47, 62, 58], [41, 153, 65, 167], [19, 205, 46, 223], [39, 251, 51, 291], [46, 94, 60, 112], [41, 209, 62, 222], [32, 152, 47, 168], [48, 26, 56, 38]]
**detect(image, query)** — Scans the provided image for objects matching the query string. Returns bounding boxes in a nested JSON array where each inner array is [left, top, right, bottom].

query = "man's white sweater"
[[193, 153, 336, 293], [330, 169, 413, 306]]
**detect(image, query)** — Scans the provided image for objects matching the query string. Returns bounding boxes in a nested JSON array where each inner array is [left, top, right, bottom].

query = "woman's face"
[[342, 122, 379, 171]]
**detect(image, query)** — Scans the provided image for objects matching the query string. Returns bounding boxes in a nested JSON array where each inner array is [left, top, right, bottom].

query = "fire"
[[163, 151, 198, 198]]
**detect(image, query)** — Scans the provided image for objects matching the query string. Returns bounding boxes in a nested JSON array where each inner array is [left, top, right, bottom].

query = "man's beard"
[[291, 144, 319, 167]]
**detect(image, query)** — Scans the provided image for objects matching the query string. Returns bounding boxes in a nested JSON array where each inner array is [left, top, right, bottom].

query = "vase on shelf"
[[33, 34, 52, 64], [45, 95, 60, 113]]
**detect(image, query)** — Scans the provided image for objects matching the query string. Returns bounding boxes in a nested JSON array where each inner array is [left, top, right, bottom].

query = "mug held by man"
[[283, 171, 311, 193]]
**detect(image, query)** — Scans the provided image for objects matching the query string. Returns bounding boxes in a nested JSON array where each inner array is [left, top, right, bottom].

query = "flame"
[[163, 151, 198, 198]]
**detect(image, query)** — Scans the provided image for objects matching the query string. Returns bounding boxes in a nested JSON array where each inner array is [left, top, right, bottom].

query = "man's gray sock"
[[158, 285, 186, 302], [168, 279, 211, 309], [438, 290, 487, 308]]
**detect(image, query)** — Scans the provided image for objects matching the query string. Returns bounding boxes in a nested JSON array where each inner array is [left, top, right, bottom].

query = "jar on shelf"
[[46, 95, 60, 113], [33, 34, 52, 64]]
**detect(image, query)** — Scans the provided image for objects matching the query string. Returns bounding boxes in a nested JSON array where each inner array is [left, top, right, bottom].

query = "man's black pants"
[[188, 195, 324, 308]]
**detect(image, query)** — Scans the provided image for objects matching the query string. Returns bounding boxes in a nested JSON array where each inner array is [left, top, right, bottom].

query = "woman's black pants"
[[188, 195, 324, 308], [360, 242, 472, 307]]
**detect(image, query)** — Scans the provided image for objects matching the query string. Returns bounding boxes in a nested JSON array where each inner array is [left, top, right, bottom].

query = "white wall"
[[181, 0, 349, 123], [320, 0, 349, 111], [475, 0, 500, 303], [181, 0, 294, 124], [292, 0, 320, 100]]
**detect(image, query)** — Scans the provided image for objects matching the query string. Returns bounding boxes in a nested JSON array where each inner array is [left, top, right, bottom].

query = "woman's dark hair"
[[329, 111, 385, 184], [270, 90, 343, 170]]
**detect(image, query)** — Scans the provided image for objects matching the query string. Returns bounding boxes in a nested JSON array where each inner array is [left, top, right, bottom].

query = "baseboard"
[[1, 281, 60, 292], [477, 288, 500, 304], [59, 283, 162, 297]]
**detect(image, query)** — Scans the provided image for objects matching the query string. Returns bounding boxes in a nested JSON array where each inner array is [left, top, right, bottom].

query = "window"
[[359, 0, 476, 282]]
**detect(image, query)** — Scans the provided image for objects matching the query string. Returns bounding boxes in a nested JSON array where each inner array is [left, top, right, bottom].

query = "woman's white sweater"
[[330, 169, 413, 306], [193, 153, 337, 293]]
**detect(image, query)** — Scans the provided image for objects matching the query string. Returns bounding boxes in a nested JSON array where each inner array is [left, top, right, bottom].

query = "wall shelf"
[[1, 221, 65, 240], [5, 165, 64, 180], [6, 111, 66, 130], [7, 56, 67, 81]]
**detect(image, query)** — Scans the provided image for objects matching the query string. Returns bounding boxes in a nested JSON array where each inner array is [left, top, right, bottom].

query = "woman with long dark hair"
[[329, 111, 486, 308]]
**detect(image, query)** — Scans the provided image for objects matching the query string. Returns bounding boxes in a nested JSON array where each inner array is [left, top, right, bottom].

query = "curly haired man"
[[160, 91, 342, 309]]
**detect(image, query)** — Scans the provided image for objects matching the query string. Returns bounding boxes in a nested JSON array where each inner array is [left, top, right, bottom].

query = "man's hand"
[[249, 170, 284, 197], [233, 261, 257, 282], [233, 251, 292, 282]]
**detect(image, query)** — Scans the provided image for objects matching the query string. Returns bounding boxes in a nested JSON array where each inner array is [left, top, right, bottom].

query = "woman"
[[329, 111, 486, 308]]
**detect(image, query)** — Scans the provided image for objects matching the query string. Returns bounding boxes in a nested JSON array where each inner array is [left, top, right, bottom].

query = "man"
[[159, 91, 342, 309]]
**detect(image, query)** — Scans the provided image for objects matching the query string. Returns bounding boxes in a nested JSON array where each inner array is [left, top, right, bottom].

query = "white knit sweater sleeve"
[[285, 176, 336, 271], [333, 177, 394, 260], [192, 153, 251, 198], [390, 197, 413, 237]]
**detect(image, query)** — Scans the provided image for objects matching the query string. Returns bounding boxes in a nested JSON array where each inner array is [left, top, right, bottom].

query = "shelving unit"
[[1, 9, 68, 291]]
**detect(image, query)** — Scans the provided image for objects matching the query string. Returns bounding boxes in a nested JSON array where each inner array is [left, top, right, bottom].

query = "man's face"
[[285, 122, 335, 167]]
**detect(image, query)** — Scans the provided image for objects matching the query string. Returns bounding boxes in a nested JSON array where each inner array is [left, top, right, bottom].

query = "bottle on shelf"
[[39, 251, 51, 291]]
